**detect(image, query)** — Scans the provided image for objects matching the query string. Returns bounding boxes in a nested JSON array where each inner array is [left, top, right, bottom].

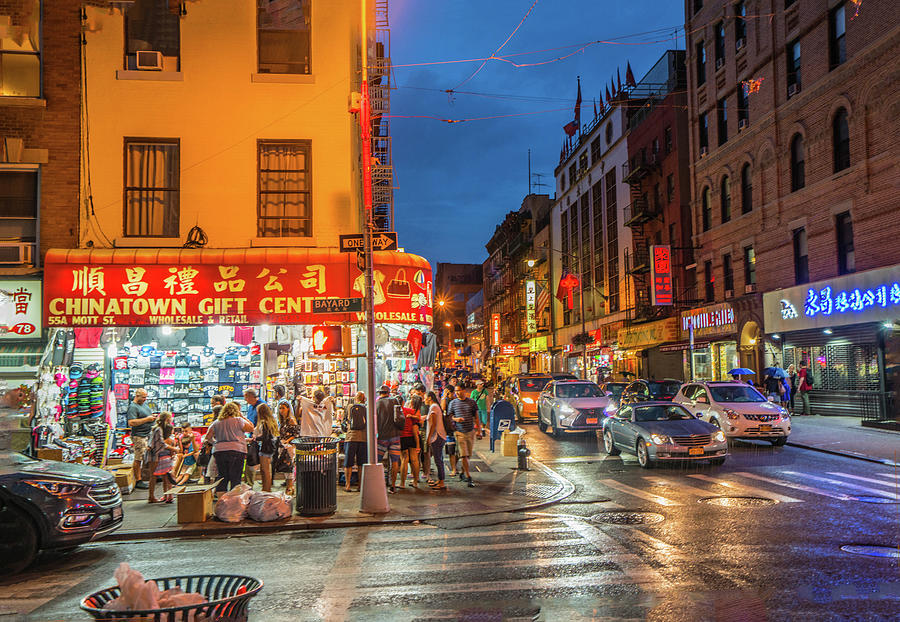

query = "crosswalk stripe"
[[733, 472, 854, 501], [390, 537, 585, 555], [869, 471, 900, 482], [827, 472, 900, 490], [312, 526, 370, 622], [369, 525, 572, 544], [687, 474, 803, 502], [353, 570, 623, 596], [598, 479, 681, 506], [782, 471, 900, 499], [329, 554, 604, 577], [642, 476, 726, 499]]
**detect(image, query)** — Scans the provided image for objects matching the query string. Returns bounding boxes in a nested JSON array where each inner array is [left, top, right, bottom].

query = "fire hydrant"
[[517, 437, 531, 471]]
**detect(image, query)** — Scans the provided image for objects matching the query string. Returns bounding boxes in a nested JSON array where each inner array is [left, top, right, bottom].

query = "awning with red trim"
[[43, 248, 433, 328]]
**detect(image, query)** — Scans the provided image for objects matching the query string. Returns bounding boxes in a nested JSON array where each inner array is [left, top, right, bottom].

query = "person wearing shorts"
[[448, 384, 479, 487], [343, 392, 368, 492], [376, 385, 403, 492], [126, 388, 155, 489]]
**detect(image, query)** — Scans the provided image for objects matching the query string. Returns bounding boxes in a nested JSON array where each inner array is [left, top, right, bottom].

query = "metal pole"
[[359, 0, 389, 513], [580, 276, 588, 380]]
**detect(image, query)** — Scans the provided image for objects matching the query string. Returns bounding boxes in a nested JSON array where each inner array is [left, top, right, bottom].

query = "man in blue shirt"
[[243, 389, 259, 425], [448, 384, 480, 487]]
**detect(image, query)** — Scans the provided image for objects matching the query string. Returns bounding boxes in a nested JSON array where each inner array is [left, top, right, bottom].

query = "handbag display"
[[386, 269, 411, 299]]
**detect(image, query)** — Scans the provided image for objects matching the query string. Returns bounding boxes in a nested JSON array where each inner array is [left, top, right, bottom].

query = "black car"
[[620, 379, 683, 406], [0, 451, 124, 574]]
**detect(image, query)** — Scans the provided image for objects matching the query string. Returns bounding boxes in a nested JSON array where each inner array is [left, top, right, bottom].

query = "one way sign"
[[339, 232, 398, 253]]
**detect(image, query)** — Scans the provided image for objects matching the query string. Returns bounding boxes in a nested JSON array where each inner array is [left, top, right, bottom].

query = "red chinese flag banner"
[[650, 245, 673, 306], [43, 249, 433, 327]]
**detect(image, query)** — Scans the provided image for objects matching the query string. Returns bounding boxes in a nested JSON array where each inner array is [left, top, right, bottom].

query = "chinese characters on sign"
[[803, 283, 900, 318], [525, 280, 537, 333], [0, 280, 41, 339], [44, 257, 432, 327], [681, 303, 736, 336], [491, 313, 501, 346], [650, 245, 673, 306]]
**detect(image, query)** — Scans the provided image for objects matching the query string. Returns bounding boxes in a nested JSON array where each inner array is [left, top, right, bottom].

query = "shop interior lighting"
[[526, 259, 536, 268], [161, 325, 173, 336], [106, 344, 117, 358], [208, 324, 231, 349], [771, 334, 780, 339], [823, 328, 834, 335], [884, 322, 894, 329], [381, 342, 393, 356]]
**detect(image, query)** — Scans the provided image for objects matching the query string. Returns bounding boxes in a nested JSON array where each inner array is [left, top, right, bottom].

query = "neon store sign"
[[803, 283, 900, 318]]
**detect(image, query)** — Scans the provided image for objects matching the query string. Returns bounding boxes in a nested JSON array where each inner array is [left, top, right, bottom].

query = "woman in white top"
[[298, 389, 335, 437], [424, 391, 447, 490]]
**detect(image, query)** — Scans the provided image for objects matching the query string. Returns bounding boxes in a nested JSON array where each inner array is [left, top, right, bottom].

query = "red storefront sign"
[[491, 313, 501, 346], [650, 245, 673, 306], [43, 248, 432, 327], [499, 344, 517, 356]]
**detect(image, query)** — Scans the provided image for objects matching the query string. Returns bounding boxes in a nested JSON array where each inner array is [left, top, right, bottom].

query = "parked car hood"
[[716, 400, 784, 415], [564, 397, 612, 409], [0, 452, 113, 485], [634, 419, 718, 436]]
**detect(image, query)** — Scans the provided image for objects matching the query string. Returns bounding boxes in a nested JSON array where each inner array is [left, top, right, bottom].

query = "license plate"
[[688, 447, 704, 456], [112, 506, 123, 520], [585, 417, 598, 424], [759, 424, 772, 432]]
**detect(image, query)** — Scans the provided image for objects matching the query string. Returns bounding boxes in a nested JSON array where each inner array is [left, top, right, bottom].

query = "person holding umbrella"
[[728, 368, 755, 384]]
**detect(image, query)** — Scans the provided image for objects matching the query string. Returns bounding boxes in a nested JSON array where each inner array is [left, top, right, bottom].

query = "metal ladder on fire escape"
[[622, 157, 655, 322], [370, 0, 394, 232]]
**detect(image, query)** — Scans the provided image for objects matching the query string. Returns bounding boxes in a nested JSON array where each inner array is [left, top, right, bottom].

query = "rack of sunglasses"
[[111, 344, 263, 427]]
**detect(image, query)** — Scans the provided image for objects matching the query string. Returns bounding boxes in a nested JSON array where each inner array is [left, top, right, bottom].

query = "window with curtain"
[[833, 108, 850, 173], [0, 170, 38, 248], [743, 245, 756, 286], [258, 0, 311, 74], [124, 140, 180, 237], [740, 164, 752, 214], [714, 21, 726, 64], [0, 0, 41, 97], [720, 176, 731, 223], [125, 0, 180, 70], [790, 134, 805, 191], [258, 141, 312, 237]]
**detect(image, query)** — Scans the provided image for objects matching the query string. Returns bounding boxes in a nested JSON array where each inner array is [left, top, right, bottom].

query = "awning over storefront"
[[43, 248, 433, 328], [658, 340, 713, 353]]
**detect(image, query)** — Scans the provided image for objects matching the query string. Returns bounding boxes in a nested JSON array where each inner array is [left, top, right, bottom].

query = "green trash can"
[[293, 437, 340, 516]]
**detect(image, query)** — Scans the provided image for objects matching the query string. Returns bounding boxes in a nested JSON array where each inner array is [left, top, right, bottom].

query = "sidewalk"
[[787, 415, 900, 466], [102, 435, 573, 541]]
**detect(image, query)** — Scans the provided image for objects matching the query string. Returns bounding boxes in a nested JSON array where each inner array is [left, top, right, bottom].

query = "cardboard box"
[[501, 431, 519, 457], [107, 456, 124, 466], [107, 466, 135, 494], [36, 448, 64, 462], [172, 481, 220, 524]]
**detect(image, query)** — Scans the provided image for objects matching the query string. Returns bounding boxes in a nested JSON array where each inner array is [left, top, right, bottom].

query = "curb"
[[98, 457, 575, 542], [786, 441, 900, 468]]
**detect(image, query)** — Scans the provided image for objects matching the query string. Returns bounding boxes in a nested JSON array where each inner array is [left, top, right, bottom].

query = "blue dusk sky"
[[389, 0, 687, 266]]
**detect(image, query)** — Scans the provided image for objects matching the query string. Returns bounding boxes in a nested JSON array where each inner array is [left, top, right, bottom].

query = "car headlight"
[[559, 404, 578, 416], [779, 408, 790, 418], [522, 397, 535, 404], [714, 431, 727, 443], [724, 409, 741, 421], [25, 479, 83, 496], [650, 434, 670, 445], [604, 404, 617, 415]]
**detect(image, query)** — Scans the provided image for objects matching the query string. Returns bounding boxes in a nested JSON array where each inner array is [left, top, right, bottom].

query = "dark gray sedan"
[[601, 401, 728, 468]]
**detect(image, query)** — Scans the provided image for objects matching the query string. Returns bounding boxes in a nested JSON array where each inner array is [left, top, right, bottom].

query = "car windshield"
[[518, 378, 550, 392], [556, 383, 603, 398], [709, 385, 766, 403], [605, 384, 627, 398], [1, 451, 38, 467], [648, 382, 681, 398], [634, 405, 695, 422]]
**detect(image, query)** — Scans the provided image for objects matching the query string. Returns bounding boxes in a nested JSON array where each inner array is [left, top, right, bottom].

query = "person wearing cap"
[[470, 379, 491, 440], [375, 384, 403, 492], [127, 388, 154, 489]]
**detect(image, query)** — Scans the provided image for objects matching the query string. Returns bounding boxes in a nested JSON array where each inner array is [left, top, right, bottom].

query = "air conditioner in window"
[[725, 289, 734, 299], [699, 146, 708, 157], [0, 242, 34, 265], [715, 57, 725, 70], [136, 50, 163, 71], [736, 38, 746, 51], [744, 283, 756, 293], [787, 83, 800, 97], [738, 119, 748, 130]]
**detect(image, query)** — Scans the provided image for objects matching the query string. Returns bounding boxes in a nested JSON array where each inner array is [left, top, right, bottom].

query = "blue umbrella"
[[764, 366, 788, 378], [728, 368, 755, 376]]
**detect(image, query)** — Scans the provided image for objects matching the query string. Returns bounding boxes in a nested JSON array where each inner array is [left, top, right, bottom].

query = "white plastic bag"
[[102, 563, 208, 621], [214, 483, 253, 522], [246, 491, 292, 522]]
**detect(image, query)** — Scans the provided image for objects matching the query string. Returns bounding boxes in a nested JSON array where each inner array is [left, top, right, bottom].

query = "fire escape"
[[622, 154, 658, 323], [370, 0, 394, 231]]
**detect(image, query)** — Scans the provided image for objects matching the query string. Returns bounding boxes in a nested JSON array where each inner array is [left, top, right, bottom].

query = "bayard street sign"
[[312, 298, 364, 313], [339, 232, 398, 252]]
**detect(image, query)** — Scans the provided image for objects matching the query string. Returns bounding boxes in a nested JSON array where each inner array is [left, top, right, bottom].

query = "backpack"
[[349, 404, 366, 431]]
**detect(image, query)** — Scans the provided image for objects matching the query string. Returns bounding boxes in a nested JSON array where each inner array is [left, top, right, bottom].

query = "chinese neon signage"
[[499, 344, 517, 356], [525, 280, 537, 333], [650, 245, 673, 306], [491, 313, 501, 346], [803, 283, 900, 318], [681, 303, 735, 333]]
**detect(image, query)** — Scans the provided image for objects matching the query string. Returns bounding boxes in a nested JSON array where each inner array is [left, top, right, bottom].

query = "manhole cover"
[[850, 495, 899, 504], [699, 496, 777, 507], [841, 544, 900, 559], [590, 511, 665, 526]]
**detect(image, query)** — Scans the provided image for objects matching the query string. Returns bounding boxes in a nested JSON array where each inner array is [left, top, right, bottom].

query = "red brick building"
[[685, 0, 900, 419]]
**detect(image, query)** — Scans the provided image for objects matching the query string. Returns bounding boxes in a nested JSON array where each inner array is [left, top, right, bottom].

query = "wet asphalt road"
[[3, 424, 899, 621]]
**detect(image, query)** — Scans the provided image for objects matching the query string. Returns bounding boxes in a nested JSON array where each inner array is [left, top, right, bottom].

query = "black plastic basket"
[[80, 574, 263, 621]]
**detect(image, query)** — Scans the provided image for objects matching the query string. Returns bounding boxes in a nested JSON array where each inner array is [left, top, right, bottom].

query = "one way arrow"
[[372, 232, 398, 250]]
